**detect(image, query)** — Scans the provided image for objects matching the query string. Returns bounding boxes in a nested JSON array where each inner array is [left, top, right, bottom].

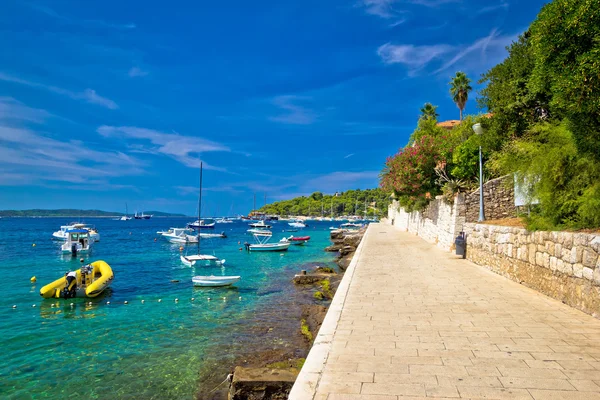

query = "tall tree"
[[449, 71, 472, 121], [419, 103, 439, 121]]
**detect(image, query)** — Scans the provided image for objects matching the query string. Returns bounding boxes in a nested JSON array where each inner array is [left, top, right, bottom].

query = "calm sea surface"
[[0, 217, 337, 399]]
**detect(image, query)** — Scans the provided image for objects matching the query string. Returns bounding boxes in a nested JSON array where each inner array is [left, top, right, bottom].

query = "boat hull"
[[192, 275, 240, 287], [248, 243, 290, 252]]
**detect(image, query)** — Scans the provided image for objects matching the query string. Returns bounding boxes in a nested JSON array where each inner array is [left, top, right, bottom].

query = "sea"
[[0, 217, 338, 399]]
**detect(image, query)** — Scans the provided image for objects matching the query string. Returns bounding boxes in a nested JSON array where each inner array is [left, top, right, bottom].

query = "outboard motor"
[[244, 242, 250, 252], [71, 243, 78, 257], [222, 231, 227, 238]]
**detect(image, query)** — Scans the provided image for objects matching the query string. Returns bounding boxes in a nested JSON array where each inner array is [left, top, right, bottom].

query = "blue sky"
[[0, 0, 546, 215]]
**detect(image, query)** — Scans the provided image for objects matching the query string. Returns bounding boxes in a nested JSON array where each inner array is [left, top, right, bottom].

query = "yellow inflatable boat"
[[40, 260, 114, 299]]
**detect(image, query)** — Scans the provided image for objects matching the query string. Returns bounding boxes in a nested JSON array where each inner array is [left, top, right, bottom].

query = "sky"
[[0, 0, 547, 215]]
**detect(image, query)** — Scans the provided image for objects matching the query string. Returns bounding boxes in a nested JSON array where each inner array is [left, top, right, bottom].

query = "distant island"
[[257, 188, 390, 218], [0, 209, 188, 217]]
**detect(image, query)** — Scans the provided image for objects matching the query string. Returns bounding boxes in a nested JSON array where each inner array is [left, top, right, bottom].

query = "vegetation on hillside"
[[381, 0, 600, 230], [258, 189, 390, 218]]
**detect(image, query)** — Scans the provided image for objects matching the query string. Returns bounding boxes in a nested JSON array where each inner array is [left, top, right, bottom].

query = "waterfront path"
[[290, 223, 600, 400]]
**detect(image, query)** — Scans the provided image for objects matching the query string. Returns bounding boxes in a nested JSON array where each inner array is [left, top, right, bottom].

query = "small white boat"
[[192, 275, 240, 287], [340, 222, 364, 228], [187, 219, 215, 229], [53, 223, 99, 242], [61, 229, 93, 255], [199, 232, 227, 238], [120, 204, 132, 220], [246, 234, 290, 252], [247, 228, 272, 236], [180, 254, 225, 267], [288, 220, 306, 228], [215, 218, 234, 224], [248, 221, 271, 228], [160, 228, 191, 243]]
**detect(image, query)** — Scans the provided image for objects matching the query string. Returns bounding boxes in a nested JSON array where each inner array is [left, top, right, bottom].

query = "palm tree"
[[419, 102, 439, 121], [449, 71, 472, 121]]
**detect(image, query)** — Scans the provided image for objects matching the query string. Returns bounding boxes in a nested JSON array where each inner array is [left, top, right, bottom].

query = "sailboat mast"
[[198, 162, 203, 254], [253, 193, 256, 213]]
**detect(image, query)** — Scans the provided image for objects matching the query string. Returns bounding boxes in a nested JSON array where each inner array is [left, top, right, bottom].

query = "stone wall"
[[388, 196, 463, 251], [464, 223, 600, 317], [464, 175, 516, 222]]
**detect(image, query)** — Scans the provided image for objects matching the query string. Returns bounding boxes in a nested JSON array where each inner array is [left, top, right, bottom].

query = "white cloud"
[[97, 126, 230, 170], [344, 153, 355, 159], [128, 67, 149, 78], [268, 95, 317, 125], [0, 72, 118, 109], [475, 2, 509, 15], [0, 97, 52, 123], [377, 29, 518, 75], [359, 0, 460, 20], [377, 43, 453, 70]]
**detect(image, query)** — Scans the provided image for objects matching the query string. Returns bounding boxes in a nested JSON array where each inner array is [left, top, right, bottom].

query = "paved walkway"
[[290, 223, 600, 400]]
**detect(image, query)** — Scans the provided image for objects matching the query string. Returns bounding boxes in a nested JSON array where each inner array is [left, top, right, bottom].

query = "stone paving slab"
[[290, 223, 600, 399]]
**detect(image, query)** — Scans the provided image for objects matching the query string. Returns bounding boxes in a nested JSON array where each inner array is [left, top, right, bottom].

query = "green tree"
[[528, 0, 600, 160], [419, 102, 439, 121], [449, 71, 472, 121]]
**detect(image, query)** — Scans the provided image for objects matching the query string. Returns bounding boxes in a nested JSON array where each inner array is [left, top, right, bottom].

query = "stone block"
[[573, 263, 584, 278], [554, 259, 562, 272], [571, 246, 583, 264], [594, 268, 600, 286], [574, 233, 589, 247], [528, 244, 537, 265], [591, 236, 600, 253], [561, 263, 573, 276], [563, 233, 573, 248], [544, 241, 555, 255], [583, 267, 594, 281], [582, 248, 598, 268], [543, 253, 550, 268], [549, 256, 557, 271], [554, 243, 562, 258], [230, 367, 298, 400], [535, 252, 543, 267]]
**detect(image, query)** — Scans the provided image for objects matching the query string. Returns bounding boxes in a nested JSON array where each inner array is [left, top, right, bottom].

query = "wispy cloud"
[[434, 29, 516, 73], [268, 95, 317, 125], [0, 72, 118, 109], [97, 126, 230, 170], [344, 153, 355, 159], [377, 43, 453, 71], [475, 2, 509, 15], [0, 100, 143, 187], [25, 2, 136, 30], [377, 29, 517, 75], [0, 97, 52, 123], [128, 67, 149, 78], [359, 0, 460, 21]]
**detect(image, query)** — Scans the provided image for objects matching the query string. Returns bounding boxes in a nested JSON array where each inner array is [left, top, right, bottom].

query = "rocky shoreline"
[[217, 228, 366, 400]]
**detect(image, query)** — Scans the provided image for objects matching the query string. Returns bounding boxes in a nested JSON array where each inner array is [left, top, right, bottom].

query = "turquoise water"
[[0, 218, 336, 399]]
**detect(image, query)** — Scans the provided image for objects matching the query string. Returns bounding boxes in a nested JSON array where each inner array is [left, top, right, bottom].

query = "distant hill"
[[0, 209, 188, 217]]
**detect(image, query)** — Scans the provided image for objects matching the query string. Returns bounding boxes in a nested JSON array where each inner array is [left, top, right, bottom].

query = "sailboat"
[[120, 204, 132, 221], [181, 162, 226, 267]]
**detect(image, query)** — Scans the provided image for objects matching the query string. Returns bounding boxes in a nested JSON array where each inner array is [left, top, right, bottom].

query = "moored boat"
[[40, 260, 114, 298], [248, 220, 271, 229], [61, 229, 93, 255], [287, 235, 310, 245], [180, 254, 225, 267], [192, 275, 240, 287], [187, 219, 215, 229], [245, 234, 290, 252], [247, 228, 272, 236]]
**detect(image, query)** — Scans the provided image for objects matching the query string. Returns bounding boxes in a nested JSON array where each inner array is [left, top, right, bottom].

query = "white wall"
[[387, 195, 464, 251]]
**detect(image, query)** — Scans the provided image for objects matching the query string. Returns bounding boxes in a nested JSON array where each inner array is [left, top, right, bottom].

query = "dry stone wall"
[[464, 176, 516, 222], [464, 223, 600, 317]]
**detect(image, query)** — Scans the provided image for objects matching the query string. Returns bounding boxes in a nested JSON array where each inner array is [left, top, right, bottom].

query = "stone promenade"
[[290, 223, 600, 400]]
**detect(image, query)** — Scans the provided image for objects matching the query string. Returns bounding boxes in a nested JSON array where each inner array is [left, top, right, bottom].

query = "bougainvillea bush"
[[380, 135, 455, 211]]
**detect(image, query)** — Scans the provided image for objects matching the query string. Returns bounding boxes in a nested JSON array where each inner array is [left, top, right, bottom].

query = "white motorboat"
[[120, 203, 132, 220], [53, 223, 99, 242], [187, 219, 215, 229], [192, 275, 240, 287], [288, 220, 306, 228], [247, 228, 272, 236], [61, 229, 93, 255], [340, 222, 364, 228], [199, 232, 227, 238], [180, 254, 225, 267], [248, 221, 271, 229], [160, 228, 191, 243], [245, 234, 290, 252], [215, 218, 234, 224]]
